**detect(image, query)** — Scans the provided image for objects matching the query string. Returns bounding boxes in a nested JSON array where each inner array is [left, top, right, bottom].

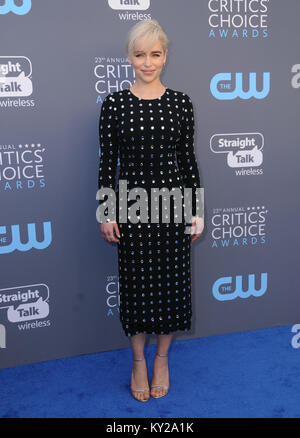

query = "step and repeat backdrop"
[[0, 0, 299, 369]]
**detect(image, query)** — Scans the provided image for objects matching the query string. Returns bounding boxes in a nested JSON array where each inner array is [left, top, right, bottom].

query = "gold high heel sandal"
[[151, 353, 170, 398], [130, 357, 150, 402]]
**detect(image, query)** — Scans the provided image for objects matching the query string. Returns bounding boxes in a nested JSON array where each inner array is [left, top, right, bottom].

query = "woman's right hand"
[[100, 221, 120, 243], [191, 216, 204, 242]]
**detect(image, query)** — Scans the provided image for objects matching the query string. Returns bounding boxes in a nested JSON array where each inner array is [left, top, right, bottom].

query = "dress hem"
[[122, 324, 192, 337]]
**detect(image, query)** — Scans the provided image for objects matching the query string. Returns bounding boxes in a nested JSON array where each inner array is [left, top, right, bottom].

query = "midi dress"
[[98, 87, 202, 337]]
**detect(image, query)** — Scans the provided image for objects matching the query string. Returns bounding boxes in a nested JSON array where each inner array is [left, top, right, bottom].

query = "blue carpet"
[[0, 324, 299, 418]]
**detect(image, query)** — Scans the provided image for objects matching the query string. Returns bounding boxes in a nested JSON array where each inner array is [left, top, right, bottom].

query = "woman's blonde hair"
[[125, 19, 169, 57]]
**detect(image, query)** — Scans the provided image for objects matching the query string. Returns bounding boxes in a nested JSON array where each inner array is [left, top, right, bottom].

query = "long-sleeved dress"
[[98, 87, 202, 337]]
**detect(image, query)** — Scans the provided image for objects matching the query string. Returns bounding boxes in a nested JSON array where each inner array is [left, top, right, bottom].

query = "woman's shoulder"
[[102, 89, 132, 105], [103, 88, 193, 103], [102, 91, 120, 103], [168, 88, 193, 103]]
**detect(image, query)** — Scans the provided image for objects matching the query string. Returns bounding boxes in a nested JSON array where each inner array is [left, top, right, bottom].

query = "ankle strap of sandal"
[[157, 353, 168, 357]]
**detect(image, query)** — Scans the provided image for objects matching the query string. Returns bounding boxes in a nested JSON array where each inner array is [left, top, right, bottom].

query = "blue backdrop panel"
[[0, 0, 299, 368]]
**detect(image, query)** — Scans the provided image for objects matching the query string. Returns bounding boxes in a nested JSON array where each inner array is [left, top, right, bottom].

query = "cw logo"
[[0, 222, 52, 254], [0, 0, 31, 15], [0, 324, 6, 349], [210, 72, 270, 100], [212, 272, 268, 301]]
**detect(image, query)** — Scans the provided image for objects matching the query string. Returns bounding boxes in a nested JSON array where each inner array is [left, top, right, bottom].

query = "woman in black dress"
[[98, 19, 204, 402]]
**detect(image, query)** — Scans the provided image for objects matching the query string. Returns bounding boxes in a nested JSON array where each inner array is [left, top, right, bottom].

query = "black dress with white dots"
[[98, 87, 202, 337]]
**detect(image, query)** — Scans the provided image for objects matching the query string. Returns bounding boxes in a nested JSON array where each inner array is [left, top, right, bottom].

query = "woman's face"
[[128, 38, 167, 85]]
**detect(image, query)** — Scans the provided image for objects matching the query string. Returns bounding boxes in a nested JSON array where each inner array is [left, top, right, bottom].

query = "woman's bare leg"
[[151, 333, 172, 397], [130, 332, 150, 401]]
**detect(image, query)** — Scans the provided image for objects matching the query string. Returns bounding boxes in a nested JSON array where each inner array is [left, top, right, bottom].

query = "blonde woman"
[[98, 19, 204, 402]]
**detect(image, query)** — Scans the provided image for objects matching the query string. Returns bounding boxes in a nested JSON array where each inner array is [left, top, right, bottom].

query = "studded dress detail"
[[98, 87, 202, 337]]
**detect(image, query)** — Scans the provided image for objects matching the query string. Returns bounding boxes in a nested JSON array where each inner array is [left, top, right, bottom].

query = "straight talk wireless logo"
[[0, 284, 51, 333], [108, 0, 151, 20], [0, 56, 35, 108], [210, 132, 264, 175]]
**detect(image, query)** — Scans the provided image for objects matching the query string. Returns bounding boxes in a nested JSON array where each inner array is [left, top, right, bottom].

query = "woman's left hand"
[[191, 216, 204, 242]]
